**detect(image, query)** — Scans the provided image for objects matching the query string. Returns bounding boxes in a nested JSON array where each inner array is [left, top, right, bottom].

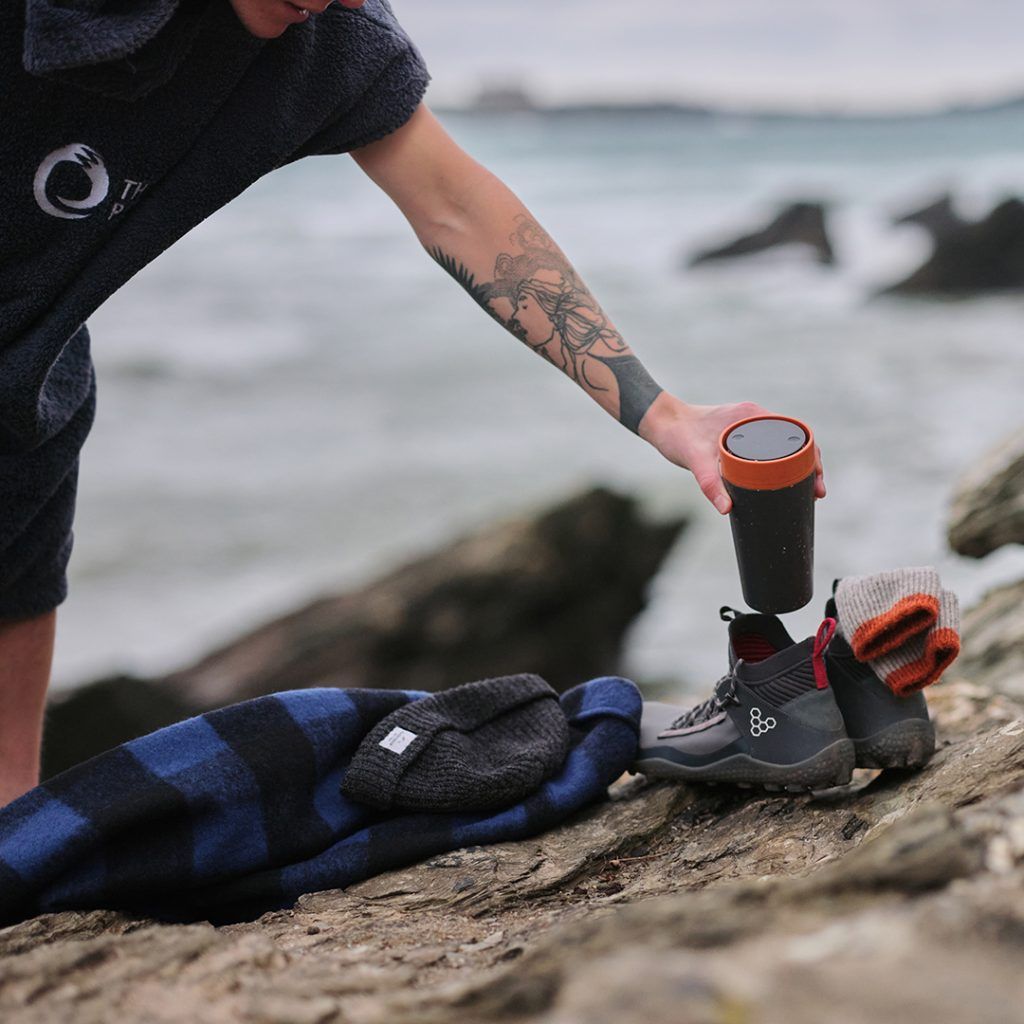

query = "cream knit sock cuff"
[[834, 567, 941, 661]]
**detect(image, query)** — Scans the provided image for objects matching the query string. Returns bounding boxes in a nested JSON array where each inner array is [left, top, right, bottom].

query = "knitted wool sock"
[[868, 589, 961, 697], [834, 567, 941, 661]]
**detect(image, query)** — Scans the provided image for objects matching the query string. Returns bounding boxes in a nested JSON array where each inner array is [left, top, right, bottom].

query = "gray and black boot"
[[633, 618, 854, 791], [722, 602, 935, 769], [822, 596, 935, 768]]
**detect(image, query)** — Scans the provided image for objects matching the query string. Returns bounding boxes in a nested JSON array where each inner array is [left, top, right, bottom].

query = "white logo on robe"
[[34, 144, 110, 220]]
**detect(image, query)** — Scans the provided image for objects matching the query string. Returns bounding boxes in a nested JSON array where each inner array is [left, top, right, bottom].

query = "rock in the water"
[[892, 192, 967, 240], [688, 201, 835, 267], [948, 426, 1024, 558], [883, 197, 1024, 295], [42, 487, 685, 774]]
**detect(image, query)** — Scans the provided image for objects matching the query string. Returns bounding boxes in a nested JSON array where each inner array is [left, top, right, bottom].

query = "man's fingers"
[[813, 443, 826, 499], [693, 462, 732, 515]]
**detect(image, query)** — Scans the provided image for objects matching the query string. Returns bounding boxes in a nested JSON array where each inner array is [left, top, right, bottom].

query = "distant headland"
[[438, 82, 1024, 121]]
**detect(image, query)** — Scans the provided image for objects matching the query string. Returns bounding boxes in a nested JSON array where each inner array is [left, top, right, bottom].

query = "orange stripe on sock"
[[925, 627, 960, 675], [850, 593, 940, 661], [883, 627, 961, 697]]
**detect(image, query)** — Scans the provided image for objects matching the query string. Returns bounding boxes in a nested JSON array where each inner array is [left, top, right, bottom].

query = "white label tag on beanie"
[[379, 726, 418, 754]]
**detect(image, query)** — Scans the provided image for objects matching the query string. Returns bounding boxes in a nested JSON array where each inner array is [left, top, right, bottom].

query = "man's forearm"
[[350, 107, 663, 433], [416, 170, 663, 433]]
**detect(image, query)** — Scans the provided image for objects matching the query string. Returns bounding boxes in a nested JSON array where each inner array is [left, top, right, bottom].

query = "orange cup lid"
[[719, 415, 815, 491]]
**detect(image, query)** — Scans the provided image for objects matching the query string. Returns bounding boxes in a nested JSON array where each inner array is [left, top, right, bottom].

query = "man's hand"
[[639, 394, 826, 514]]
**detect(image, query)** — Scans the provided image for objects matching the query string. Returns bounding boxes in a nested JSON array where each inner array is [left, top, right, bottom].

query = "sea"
[[61, 105, 1024, 697]]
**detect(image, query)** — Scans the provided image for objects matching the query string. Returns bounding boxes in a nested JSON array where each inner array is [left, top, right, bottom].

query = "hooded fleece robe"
[[0, 0, 430, 617]]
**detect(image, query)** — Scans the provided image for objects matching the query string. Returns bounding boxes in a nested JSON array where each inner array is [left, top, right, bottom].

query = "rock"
[[41, 487, 685, 774], [337, 778, 691, 915], [158, 486, 685, 708], [40, 675, 193, 781], [883, 197, 1024, 295], [15, 469, 1024, 1024], [953, 578, 1024, 699], [945, 425, 1024, 700], [7, 673, 1024, 1024], [795, 802, 982, 894], [893, 192, 966, 240], [948, 426, 1024, 557], [0, 909, 146, 958], [688, 202, 835, 267]]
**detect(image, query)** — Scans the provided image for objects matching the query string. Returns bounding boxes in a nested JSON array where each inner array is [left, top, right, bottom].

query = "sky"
[[396, 0, 1024, 113]]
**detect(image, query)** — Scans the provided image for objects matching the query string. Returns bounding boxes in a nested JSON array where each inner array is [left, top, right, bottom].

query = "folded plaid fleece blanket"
[[0, 677, 641, 925]]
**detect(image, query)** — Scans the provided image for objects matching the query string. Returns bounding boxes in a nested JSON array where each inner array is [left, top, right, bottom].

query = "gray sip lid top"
[[725, 418, 808, 461]]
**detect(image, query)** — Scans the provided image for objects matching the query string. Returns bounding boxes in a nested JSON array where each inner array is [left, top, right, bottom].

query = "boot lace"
[[669, 675, 740, 730]]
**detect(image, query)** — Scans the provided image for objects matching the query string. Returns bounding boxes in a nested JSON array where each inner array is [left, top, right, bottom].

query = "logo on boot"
[[34, 144, 110, 220], [749, 707, 777, 737]]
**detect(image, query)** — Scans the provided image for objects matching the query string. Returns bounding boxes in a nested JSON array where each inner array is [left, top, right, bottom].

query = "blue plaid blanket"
[[0, 677, 640, 925]]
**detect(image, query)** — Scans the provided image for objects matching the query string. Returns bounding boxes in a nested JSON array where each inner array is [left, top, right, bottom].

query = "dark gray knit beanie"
[[340, 674, 569, 813]]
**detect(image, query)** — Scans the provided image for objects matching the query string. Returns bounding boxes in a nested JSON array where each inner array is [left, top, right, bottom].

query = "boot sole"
[[852, 718, 935, 770], [632, 738, 855, 792]]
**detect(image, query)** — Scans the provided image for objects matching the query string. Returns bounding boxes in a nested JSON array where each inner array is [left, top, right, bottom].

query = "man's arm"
[[350, 105, 824, 512]]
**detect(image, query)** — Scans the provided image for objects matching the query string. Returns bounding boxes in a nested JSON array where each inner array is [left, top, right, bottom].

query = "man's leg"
[[0, 611, 56, 808]]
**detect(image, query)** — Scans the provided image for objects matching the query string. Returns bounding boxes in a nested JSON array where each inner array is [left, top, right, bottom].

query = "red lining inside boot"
[[734, 633, 778, 663]]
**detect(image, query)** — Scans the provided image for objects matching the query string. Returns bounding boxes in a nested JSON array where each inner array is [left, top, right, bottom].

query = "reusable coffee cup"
[[718, 414, 816, 614]]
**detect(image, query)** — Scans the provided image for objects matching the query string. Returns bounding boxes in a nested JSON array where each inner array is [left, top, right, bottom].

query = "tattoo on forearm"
[[430, 216, 663, 433]]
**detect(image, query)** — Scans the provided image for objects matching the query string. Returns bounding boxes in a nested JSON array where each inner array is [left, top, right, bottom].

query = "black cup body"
[[724, 472, 815, 614]]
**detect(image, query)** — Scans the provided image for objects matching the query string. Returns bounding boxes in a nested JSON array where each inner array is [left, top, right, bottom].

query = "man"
[[0, 0, 824, 807]]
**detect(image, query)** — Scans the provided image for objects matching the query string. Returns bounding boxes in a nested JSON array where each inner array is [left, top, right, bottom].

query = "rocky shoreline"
[[4, 671, 1022, 1023], [3, 429, 1023, 1024]]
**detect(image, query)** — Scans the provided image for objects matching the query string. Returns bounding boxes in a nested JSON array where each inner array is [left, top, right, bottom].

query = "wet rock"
[[688, 201, 835, 267], [948, 425, 1024, 558], [883, 197, 1024, 295], [893, 192, 967, 240]]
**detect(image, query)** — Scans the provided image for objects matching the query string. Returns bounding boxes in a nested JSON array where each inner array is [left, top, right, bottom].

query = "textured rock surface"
[[948, 426, 1024, 558], [15, 462, 1024, 1023], [42, 487, 685, 776], [954, 577, 1024, 699], [7, 677, 1024, 1024]]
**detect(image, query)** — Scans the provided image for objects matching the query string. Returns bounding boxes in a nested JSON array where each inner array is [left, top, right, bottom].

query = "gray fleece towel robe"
[[0, 0, 429, 616]]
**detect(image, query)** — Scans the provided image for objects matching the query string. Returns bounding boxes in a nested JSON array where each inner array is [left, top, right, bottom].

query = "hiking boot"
[[724, 603, 935, 770], [822, 597, 935, 768], [634, 619, 854, 791]]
